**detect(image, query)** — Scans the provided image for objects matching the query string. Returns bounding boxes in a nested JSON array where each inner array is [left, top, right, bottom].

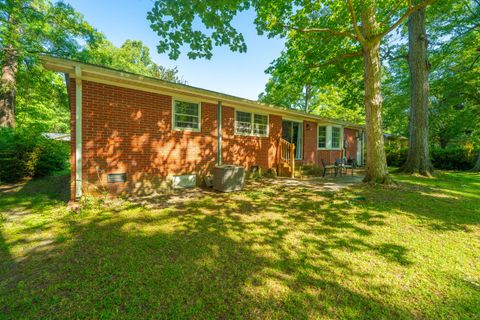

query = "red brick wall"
[[317, 128, 358, 165], [70, 80, 285, 198], [70, 80, 219, 197], [221, 106, 281, 169], [69, 79, 360, 198], [302, 121, 317, 164]]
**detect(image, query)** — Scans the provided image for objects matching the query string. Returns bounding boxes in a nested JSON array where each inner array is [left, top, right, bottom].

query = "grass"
[[0, 171, 479, 319]]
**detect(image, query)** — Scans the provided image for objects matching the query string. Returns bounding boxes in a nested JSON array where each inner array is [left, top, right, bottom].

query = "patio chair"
[[336, 157, 354, 176], [321, 159, 338, 177]]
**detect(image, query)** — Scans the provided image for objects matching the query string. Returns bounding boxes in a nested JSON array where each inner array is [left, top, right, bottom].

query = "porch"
[[276, 119, 364, 178]]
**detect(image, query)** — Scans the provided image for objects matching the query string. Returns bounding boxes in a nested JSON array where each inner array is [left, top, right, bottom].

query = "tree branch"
[[375, 0, 439, 41], [347, 0, 365, 44], [282, 24, 358, 41], [307, 50, 362, 69], [469, 53, 480, 70]]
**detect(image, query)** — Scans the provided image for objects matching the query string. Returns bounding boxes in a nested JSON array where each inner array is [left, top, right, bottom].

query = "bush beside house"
[[386, 145, 477, 170], [0, 129, 69, 183]]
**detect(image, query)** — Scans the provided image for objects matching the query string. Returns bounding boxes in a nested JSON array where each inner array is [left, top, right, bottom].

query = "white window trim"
[[234, 108, 269, 137], [317, 125, 328, 150], [172, 98, 201, 132], [318, 125, 343, 150]]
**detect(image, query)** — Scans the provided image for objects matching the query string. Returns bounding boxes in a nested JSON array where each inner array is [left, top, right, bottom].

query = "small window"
[[253, 114, 268, 136], [235, 110, 268, 136], [235, 111, 252, 134], [331, 127, 341, 148], [318, 125, 343, 149], [318, 126, 327, 148], [173, 100, 200, 130]]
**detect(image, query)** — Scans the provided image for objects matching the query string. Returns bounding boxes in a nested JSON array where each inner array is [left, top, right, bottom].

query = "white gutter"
[[217, 100, 222, 165], [75, 66, 82, 198]]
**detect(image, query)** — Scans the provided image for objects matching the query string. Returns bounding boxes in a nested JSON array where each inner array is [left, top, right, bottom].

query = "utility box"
[[212, 165, 245, 192], [171, 174, 196, 189]]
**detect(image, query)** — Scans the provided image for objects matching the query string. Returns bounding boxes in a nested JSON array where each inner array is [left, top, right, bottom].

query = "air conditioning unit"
[[212, 165, 245, 192]]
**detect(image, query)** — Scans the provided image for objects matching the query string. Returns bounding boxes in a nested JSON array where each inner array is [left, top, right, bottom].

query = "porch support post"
[[290, 144, 295, 178], [217, 100, 222, 165], [75, 66, 83, 199]]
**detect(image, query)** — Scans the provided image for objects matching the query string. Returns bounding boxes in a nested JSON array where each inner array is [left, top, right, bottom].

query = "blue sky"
[[64, 0, 285, 100]]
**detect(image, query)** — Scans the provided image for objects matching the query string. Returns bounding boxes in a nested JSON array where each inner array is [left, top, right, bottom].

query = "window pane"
[[174, 100, 199, 129], [236, 111, 252, 134], [253, 114, 268, 135], [175, 101, 198, 116], [236, 111, 251, 123], [175, 114, 199, 129], [254, 114, 268, 125], [331, 127, 341, 148], [318, 126, 326, 148]]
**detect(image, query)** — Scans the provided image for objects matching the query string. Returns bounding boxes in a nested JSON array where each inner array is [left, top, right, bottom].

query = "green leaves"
[[382, 0, 480, 147], [147, 0, 250, 60], [77, 39, 185, 83]]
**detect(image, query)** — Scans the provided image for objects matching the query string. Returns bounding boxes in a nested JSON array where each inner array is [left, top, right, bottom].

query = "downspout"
[[217, 100, 222, 165], [75, 66, 83, 198]]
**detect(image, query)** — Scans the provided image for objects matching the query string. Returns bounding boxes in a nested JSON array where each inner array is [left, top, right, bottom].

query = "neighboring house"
[[42, 56, 365, 200], [384, 133, 408, 148], [42, 132, 70, 142]]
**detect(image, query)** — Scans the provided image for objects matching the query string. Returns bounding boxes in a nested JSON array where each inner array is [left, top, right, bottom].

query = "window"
[[318, 125, 343, 149], [235, 111, 252, 134], [253, 114, 268, 136], [235, 110, 269, 136], [318, 126, 327, 148], [331, 126, 341, 148], [173, 100, 200, 130]]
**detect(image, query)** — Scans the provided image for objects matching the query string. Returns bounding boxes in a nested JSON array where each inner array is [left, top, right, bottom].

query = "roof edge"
[[41, 55, 364, 129]]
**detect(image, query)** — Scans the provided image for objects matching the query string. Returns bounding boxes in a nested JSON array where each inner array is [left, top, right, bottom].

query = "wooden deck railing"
[[278, 138, 295, 178]]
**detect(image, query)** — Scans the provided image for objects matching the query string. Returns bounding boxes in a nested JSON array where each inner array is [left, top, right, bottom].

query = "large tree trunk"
[[1, 6, 19, 129], [361, 4, 391, 184], [472, 153, 480, 172], [401, 8, 433, 175], [0, 45, 18, 128]]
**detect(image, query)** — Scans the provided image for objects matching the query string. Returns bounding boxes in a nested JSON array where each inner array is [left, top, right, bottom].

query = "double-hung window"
[[318, 125, 343, 149], [318, 126, 327, 148], [253, 114, 268, 136], [235, 110, 268, 137], [331, 126, 341, 148], [173, 100, 200, 131], [235, 111, 252, 134]]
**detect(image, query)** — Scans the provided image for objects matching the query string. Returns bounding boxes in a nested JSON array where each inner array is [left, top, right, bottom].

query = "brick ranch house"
[[42, 56, 365, 200]]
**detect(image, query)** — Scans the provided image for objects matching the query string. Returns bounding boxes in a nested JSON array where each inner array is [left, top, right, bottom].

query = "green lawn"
[[1, 171, 479, 319]]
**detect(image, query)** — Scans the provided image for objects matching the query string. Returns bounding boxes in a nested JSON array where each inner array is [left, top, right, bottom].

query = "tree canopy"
[[148, 0, 437, 183], [1, 0, 184, 132]]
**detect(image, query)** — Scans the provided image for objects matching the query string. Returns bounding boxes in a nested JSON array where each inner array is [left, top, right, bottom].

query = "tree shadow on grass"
[[3, 174, 479, 318], [0, 178, 420, 319], [352, 172, 480, 232]]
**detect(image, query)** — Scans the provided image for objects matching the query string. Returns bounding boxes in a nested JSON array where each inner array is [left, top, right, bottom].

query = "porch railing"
[[278, 138, 295, 178]]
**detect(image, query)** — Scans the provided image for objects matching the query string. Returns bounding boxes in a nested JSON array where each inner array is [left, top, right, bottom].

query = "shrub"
[[385, 145, 476, 170], [385, 146, 408, 167], [431, 147, 476, 170], [0, 128, 69, 183], [297, 165, 324, 177]]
